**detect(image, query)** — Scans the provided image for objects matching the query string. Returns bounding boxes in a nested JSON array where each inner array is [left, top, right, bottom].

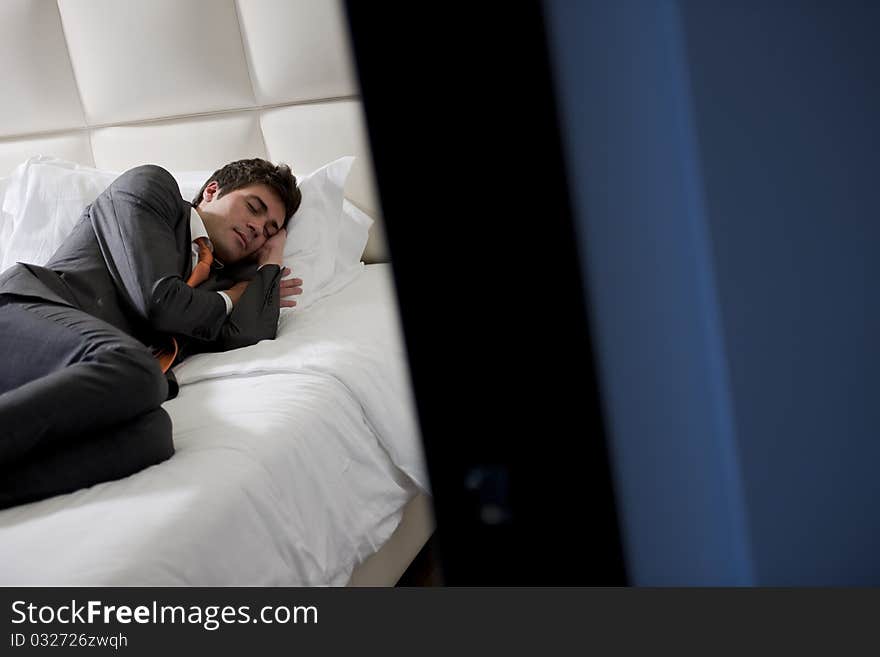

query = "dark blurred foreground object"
[[345, 1, 626, 585]]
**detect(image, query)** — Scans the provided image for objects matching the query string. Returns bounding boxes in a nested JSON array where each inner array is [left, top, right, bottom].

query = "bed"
[[0, 264, 431, 585], [0, 0, 433, 585]]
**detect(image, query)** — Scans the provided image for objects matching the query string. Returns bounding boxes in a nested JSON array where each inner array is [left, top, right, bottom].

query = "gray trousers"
[[0, 297, 174, 509]]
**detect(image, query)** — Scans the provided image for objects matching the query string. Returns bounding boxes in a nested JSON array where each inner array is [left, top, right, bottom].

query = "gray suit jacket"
[[0, 165, 281, 358]]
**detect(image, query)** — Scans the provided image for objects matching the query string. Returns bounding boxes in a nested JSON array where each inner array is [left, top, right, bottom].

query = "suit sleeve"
[[89, 165, 227, 341], [178, 264, 281, 358], [215, 264, 281, 348]]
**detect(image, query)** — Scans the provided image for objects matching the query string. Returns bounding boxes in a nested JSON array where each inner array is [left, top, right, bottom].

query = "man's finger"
[[280, 299, 297, 308], [281, 287, 303, 296]]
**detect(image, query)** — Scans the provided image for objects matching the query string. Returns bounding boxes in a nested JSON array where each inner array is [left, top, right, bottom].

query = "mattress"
[[0, 264, 429, 585]]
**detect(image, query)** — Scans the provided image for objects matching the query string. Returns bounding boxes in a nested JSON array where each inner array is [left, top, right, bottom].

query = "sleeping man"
[[0, 158, 303, 509]]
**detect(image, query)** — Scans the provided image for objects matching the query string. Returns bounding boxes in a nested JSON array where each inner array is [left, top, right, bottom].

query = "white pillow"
[[0, 157, 117, 273], [338, 198, 372, 276], [286, 156, 369, 309], [0, 176, 11, 268], [0, 156, 372, 309]]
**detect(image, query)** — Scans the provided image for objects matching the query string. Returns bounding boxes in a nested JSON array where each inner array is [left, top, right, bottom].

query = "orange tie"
[[186, 237, 214, 287], [153, 237, 214, 373]]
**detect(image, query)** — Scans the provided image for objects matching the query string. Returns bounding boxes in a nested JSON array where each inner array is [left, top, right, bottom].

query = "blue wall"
[[544, 0, 880, 584]]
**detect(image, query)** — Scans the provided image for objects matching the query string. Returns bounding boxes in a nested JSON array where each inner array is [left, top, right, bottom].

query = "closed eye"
[[248, 194, 279, 238]]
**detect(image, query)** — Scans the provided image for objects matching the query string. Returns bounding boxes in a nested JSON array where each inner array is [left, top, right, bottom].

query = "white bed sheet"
[[0, 264, 427, 585]]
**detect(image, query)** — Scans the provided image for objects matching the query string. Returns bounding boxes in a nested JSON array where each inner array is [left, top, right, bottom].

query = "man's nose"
[[246, 217, 266, 237]]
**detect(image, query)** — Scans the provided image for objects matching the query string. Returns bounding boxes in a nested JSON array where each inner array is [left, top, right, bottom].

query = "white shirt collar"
[[188, 206, 231, 313], [189, 206, 225, 270], [189, 206, 212, 247]]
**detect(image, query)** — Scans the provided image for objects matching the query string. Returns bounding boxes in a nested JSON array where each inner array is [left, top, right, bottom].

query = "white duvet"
[[0, 264, 428, 585]]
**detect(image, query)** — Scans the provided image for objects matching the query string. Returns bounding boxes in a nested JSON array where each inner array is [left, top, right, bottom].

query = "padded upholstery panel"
[[0, 0, 387, 261], [261, 101, 376, 216], [91, 112, 267, 173], [0, 134, 95, 174], [261, 101, 384, 262], [56, 0, 255, 125], [0, 0, 85, 137], [237, 0, 358, 104]]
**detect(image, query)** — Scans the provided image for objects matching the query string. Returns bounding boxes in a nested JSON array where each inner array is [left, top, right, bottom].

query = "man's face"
[[197, 181, 286, 264]]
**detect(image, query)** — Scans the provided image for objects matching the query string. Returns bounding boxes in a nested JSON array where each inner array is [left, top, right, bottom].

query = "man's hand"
[[279, 266, 303, 308], [254, 230, 302, 307], [255, 227, 287, 267]]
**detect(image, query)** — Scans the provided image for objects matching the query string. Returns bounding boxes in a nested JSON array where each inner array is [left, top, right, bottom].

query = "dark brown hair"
[[192, 158, 301, 226]]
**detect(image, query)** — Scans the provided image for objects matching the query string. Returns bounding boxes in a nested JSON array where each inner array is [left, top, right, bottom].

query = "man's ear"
[[202, 181, 220, 203]]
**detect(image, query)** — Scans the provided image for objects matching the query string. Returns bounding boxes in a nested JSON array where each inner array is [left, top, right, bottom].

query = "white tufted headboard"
[[0, 0, 387, 262]]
